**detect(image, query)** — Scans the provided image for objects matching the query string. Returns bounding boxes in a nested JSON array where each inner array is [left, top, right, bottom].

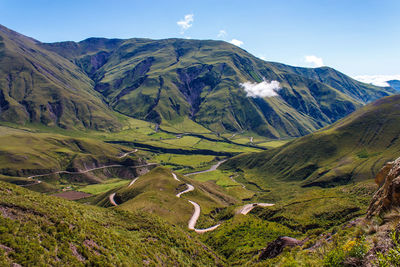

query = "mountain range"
[[0, 24, 395, 138]]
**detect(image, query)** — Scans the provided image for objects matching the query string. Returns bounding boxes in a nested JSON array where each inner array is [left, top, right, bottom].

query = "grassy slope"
[[41, 36, 394, 138], [0, 25, 121, 131], [0, 125, 148, 193], [0, 181, 223, 266], [92, 167, 238, 228], [224, 94, 400, 187], [198, 180, 376, 265]]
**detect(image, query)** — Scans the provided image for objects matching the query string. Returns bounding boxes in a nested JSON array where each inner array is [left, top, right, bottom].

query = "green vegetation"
[[323, 237, 368, 266], [78, 179, 130, 194], [202, 216, 298, 265], [191, 170, 239, 187], [0, 181, 223, 266], [224, 94, 400, 187], [154, 153, 217, 172], [0, 25, 121, 131], [91, 167, 237, 227], [1, 24, 391, 138], [377, 231, 400, 266], [1, 24, 399, 266]]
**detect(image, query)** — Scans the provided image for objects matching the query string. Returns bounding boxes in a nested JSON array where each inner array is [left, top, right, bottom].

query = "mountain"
[[223, 94, 400, 187], [388, 80, 400, 91], [41, 36, 394, 138], [0, 24, 392, 138], [0, 25, 121, 131]]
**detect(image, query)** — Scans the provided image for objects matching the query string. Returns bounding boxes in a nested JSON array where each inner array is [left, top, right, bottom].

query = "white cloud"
[[353, 75, 400, 87], [177, 14, 194, 34], [258, 55, 267, 60], [217, 30, 227, 38], [240, 79, 281, 98], [304, 55, 324, 67], [230, 39, 243, 47]]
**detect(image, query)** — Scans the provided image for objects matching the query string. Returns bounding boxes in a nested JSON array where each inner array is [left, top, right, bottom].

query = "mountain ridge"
[[0, 24, 395, 138]]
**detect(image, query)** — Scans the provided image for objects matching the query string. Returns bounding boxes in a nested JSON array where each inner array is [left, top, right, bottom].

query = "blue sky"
[[1, 0, 399, 79]]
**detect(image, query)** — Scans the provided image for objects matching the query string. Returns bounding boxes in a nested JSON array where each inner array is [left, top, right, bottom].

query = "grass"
[[0, 180, 224, 266], [195, 170, 376, 265], [153, 153, 216, 171], [91, 167, 238, 227], [224, 94, 400, 187], [191, 169, 239, 187], [78, 179, 130, 194], [30, 32, 392, 138]]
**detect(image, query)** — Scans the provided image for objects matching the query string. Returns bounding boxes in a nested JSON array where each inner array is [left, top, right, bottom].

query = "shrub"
[[324, 237, 368, 266], [377, 231, 400, 267]]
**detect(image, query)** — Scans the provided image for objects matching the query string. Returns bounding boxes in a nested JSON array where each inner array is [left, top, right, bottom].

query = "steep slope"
[[41, 35, 394, 138], [223, 94, 400, 187], [0, 25, 121, 130], [0, 181, 223, 266]]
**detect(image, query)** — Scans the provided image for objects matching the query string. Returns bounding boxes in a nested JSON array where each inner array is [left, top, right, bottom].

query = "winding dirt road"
[[118, 149, 138, 158], [174, 174, 221, 233], [109, 193, 118, 206], [107, 158, 273, 233], [176, 183, 194, 198], [238, 203, 275, 215], [185, 160, 227, 176], [128, 177, 139, 187], [27, 163, 157, 181]]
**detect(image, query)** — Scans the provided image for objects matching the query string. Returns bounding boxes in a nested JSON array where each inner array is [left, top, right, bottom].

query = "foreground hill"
[[92, 167, 237, 227], [0, 24, 394, 138], [223, 94, 400, 187], [0, 181, 222, 266]]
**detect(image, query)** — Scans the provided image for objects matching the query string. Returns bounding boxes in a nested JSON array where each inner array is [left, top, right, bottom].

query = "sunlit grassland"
[[153, 154, 216, 169], [78, 179, 130, 194], [190, 170, 254, 200], [0, 181, 223, 266]]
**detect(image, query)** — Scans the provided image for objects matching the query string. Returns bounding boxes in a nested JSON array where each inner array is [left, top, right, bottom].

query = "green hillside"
[[0, 25, 121, 131], [0, 125, 148, 193], [39, 29, 394, 138], [92, 167, 237, 227], [0, 181, 223, 266], [223, 94, 400, 187]]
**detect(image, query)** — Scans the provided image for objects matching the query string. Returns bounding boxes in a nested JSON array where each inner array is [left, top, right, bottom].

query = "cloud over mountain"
[[240, 79, 281, 98], [305, 55, 324, 67], [230, 39, 243, 47], [353, 75, 400, 87]]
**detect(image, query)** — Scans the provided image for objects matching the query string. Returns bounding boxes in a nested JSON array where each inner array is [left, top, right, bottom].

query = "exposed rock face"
[[258, 236, 304, 260], [367, 157, 400, 218]]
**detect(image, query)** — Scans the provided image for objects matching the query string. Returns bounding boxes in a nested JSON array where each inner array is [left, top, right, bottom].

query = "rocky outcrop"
[[367, 157, 400, 218], [258, 236, 305, 260]]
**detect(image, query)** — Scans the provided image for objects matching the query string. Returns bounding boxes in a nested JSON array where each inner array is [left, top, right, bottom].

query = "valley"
[[0, 22, 399, 266]]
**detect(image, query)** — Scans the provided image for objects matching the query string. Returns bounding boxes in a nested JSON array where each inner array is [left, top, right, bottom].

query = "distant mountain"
[[388, 80, 400, 91], [0, 24, 395, 137], [223, 94, 400, 187], [0, 25, 121, 131]]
